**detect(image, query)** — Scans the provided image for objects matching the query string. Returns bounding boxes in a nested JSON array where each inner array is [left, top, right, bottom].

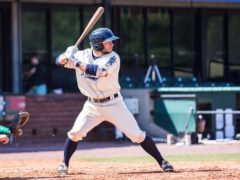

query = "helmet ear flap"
[[93, 43, 104, 51], [89, 36, 104, 51]]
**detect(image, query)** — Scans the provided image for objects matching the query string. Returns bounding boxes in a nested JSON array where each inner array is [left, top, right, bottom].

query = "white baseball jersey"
[[64, 48, 120, 99], [59, 47, 146, 143]]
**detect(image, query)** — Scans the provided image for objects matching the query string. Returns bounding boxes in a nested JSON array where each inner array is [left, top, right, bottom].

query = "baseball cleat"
[[58, 162, 68, 175], [161, 160, 174, 172]]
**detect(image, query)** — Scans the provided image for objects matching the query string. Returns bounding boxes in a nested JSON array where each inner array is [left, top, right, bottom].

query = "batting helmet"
[[89, 28, 119, 51]]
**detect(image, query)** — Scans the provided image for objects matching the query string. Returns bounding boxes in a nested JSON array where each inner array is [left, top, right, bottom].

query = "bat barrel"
[[75, 7, 104, 47]]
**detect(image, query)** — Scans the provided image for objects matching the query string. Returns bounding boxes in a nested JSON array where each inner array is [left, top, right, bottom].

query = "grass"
[[78, 153, 240, 163]]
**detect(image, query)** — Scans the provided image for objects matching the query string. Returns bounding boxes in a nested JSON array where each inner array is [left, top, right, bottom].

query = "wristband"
[[75, 61, 81, 67]]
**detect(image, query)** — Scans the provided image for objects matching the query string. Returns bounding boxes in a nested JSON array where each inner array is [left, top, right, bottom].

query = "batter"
[[56, 27, 174, 174]]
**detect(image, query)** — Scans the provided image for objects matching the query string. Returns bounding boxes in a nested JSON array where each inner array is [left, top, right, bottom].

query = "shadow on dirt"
[[119, 170, 180, 174], [119, 168, 223, 175], [2, 177, 61, 180], [2, 173, 87, 180], [176, 168, 223, 173], [119, 170, 164, 174]]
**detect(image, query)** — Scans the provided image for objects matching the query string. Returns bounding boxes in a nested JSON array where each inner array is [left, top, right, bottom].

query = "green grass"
[[167, 153, 240, 162], [78, 153, 240, 163]]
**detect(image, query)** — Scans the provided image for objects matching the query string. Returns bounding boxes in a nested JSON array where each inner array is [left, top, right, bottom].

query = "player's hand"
[[59, 54, 81, 68], [58, 54, 69, 65], [65, 45, 78, 58], [62, 56, 81, 67], [67, 57, 81, 67]]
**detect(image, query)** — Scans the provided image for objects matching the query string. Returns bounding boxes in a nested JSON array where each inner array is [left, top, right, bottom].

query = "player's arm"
[[56, 55, 118, 78], [56, 54, 79, 69], [56, 53, 88, 71], [79, 55, 119, 78], [55, 46, 79, 69], [55, 46, 92, 71], [56, 46, 119, 78], [56, 55, 106, 78]]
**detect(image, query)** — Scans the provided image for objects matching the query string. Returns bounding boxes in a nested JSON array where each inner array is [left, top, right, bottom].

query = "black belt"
[[88, 93, 118, 103]]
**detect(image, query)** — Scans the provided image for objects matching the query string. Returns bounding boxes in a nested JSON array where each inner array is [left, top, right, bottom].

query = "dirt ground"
[[0, 141, 239, 180]]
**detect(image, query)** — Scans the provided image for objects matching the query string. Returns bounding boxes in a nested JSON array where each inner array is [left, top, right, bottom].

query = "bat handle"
[[75, 37, 83, 47]]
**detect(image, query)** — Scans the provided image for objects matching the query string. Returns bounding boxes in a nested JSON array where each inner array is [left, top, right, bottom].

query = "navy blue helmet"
[[89, 28, 119, 51]]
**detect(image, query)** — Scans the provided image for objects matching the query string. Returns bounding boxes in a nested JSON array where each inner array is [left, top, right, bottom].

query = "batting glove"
[[65, 45, 78, 58], [67, 57, 81, 68]]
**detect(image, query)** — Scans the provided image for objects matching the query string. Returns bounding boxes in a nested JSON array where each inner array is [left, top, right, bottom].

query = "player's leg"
[[58, 101, 104, 174], [103, 98, 145, 142], [139, 135, 174, 172], [61, 112, 103, 169], [104, 98, 174, 172]]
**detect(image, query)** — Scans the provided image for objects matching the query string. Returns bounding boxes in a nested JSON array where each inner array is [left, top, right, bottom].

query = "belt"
[[88, 93, 119, 103]]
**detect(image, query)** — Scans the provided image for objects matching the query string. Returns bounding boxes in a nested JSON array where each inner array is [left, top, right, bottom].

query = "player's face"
[[102, 41, 114, 53]]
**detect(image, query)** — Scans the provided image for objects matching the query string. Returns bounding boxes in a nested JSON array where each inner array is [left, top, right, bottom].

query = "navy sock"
[[63, 138, 78, 166], [140, 135, 164, 166]]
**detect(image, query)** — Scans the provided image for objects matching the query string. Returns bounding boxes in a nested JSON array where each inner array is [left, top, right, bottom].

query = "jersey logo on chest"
[[106, 56, 116, 66]]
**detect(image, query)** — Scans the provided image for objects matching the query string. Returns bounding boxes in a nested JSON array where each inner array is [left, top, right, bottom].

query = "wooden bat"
[[74, 7, 104, 47]]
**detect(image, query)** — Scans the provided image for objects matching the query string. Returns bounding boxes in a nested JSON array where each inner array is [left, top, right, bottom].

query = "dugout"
[[122, 87, 239, 141], [153, 86, 239, 140], [152, 93, 196, 137]]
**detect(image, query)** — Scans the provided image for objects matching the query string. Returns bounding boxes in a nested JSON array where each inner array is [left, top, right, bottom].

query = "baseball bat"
[[74, 7, 104, 47]]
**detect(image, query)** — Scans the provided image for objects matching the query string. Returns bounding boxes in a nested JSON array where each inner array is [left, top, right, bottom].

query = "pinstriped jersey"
[[64, 48, 121, 99]]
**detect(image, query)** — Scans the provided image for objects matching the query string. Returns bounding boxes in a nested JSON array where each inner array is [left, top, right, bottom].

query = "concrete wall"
[[121, 89, 168, 139]]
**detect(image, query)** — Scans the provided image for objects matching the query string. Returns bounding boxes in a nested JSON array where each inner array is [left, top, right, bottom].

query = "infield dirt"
[[0, 141, 239, 180]]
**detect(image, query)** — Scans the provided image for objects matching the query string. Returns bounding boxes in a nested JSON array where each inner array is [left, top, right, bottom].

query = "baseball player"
[[56, 27, 174, 175]]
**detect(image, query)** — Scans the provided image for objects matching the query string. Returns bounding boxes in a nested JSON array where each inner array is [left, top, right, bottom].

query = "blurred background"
[[0, 0, 240, 145]]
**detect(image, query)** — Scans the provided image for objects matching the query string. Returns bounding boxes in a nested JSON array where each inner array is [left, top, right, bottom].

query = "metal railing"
[[196, 110, 240, 114]]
